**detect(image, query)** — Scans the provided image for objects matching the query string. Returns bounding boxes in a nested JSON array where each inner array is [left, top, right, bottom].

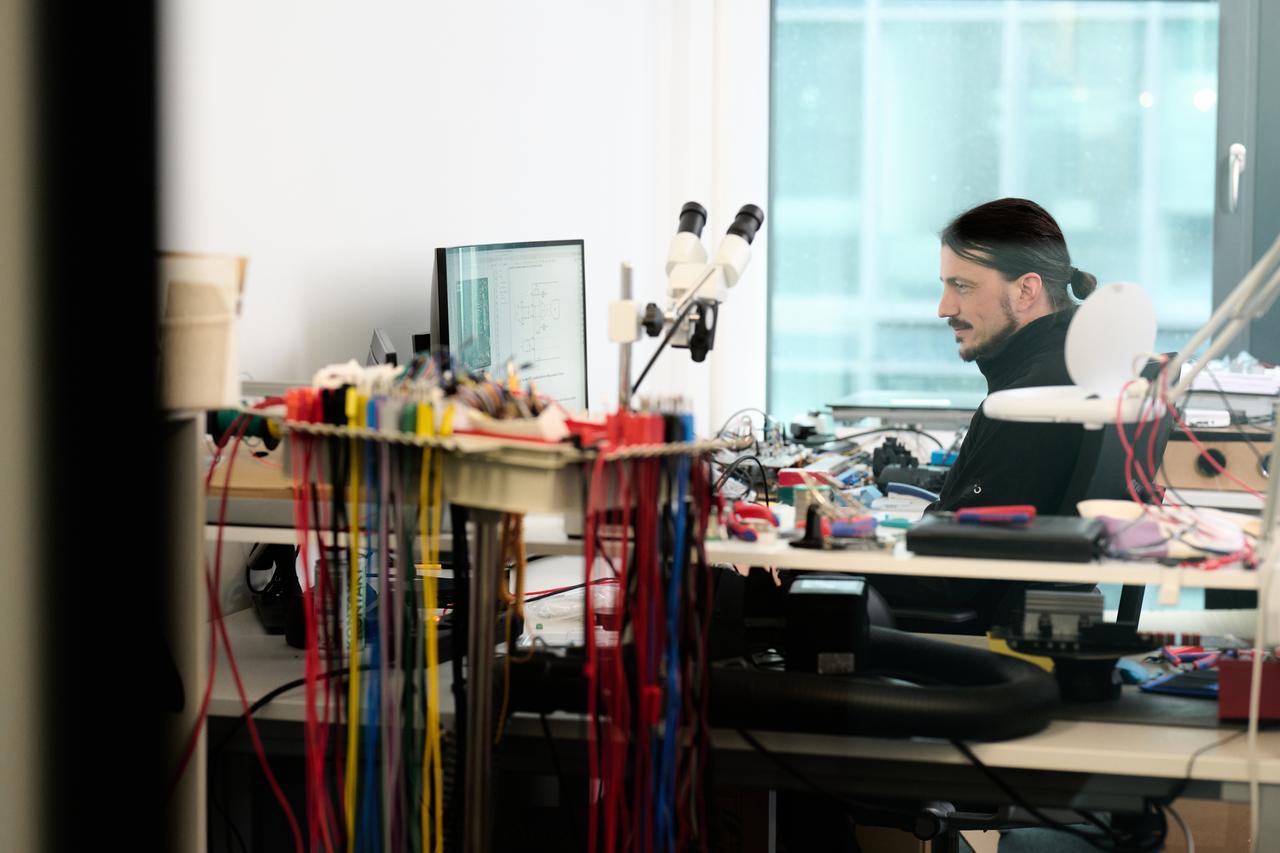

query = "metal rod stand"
[[462, 507, 502, 853], [619, 262, 633, 410]]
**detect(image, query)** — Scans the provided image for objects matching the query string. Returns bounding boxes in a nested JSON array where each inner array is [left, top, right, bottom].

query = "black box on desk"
[[906, 514, 1106, 562], [785, 575, 870, 675]]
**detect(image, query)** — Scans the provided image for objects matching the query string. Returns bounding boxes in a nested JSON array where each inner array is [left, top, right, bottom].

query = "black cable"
[[1161, 728, 1247, 803], [524, 580, 594, 604], [812, 426, 944, 450], [631, 298, 699, 396], [213, 759, 249, 853], [1128, 372, 1194, 508], [209, 667, 367, 759], [734, 729, 918, 822], [448, 502, 471, 850], [713, 455, 771, 506], [950, 740, 1165, 852], [1203, 368, 1270, 466]]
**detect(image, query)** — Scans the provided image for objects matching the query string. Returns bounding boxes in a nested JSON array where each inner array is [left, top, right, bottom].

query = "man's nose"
[[938, 290, 958, 318]]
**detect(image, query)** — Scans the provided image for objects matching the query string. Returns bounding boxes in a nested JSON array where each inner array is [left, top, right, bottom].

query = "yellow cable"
[[416, 402, 435, 853], [513, 515, 526, 618], [426, 403, 454, 853], [344, 389, 362, 852], [494, 513, 527, 744]]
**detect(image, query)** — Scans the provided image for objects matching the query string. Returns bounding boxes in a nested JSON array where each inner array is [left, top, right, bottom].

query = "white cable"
[[1248, 552, 1273, 853], [1166, 802, 1194, 853]]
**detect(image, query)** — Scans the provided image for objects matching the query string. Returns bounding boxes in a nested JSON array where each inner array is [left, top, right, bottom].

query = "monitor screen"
[[435, 239, 587, 409]]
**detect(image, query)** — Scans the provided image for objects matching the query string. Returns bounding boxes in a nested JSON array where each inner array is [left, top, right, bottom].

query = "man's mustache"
[[948, 320, 972, 331]]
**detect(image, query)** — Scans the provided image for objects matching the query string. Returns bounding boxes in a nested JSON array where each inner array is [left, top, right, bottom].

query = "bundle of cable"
[[578, 403, 718, 852], [279, 383, 457, 853]]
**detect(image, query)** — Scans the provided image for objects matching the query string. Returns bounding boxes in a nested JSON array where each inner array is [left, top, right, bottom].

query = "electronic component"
[[367, 327, 398, 367], [1157, 428, 1273, 493], [871, 436, 918, 477], [876, 463, 949, 494], [804, 452, 853, 477], [784, 575, 870, 675], [995, 588, 1179, 701]]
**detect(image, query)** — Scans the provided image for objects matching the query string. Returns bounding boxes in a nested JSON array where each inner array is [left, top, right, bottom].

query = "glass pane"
[[769, 0, 1219, 420]]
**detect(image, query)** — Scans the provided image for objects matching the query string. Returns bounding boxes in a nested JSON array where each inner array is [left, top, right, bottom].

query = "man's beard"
[[953, 295, 1018, 363]]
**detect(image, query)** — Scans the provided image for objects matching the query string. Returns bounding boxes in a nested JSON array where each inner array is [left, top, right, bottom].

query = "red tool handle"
[[955, 505, 1036, 524]]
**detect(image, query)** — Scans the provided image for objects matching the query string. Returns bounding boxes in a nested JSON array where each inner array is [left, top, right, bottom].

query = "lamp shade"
[[982, 283, 1158, 426]]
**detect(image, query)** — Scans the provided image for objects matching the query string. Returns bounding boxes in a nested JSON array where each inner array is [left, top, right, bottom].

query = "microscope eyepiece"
[[726, 204, 765, 244], [677, 201, 708, 237]]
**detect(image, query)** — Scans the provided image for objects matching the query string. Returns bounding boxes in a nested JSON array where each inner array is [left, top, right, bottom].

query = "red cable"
[[1114, 381, 1157, 508], [583, 449, 609, 853], [522, 578, 619, 598], [310, 442, 342, 850], [601, 460, 617, 853], [696, 461, 714, 853], [290, 436, 317, 849], [612, 460, 634, 851], [1146, 358, 1174, 507], [294, 435, 335, 853], [635, 456, 658, 853], [167, 413, 250, 796], [211, 568, 306, 853], [632, 459, 651, 853]]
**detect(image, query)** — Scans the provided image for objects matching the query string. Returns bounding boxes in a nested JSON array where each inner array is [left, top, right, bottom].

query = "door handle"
[[1228, 142, 1247, 213]]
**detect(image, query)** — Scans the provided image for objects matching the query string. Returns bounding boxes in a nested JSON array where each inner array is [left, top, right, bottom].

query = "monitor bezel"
[[434, 238, 588, 409]]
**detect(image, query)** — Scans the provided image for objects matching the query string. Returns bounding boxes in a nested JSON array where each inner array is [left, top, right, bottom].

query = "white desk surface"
[[210, 607, 1280, 786], [208, 512, 1260, 592]]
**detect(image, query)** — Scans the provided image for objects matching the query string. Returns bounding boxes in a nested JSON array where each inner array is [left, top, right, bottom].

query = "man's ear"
[[1014, 272, 1045, 312]]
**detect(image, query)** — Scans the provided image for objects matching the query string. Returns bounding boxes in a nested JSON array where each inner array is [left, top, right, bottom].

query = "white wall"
[[652, 0, 772, 432], [162, 0, 770, 428]]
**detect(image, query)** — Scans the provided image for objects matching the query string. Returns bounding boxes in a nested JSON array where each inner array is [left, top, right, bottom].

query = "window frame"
[[765, 0, 1279, 413]]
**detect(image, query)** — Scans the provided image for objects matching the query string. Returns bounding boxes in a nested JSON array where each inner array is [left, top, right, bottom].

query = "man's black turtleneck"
[[933, 309, 1082, 514], [869, 310, 1084, 621]]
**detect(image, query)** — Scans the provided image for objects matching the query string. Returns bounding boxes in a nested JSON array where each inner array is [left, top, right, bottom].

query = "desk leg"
[[165, 415, 206, 852], [1260, 784, 1280, 842], [463, 509, 502, 853]]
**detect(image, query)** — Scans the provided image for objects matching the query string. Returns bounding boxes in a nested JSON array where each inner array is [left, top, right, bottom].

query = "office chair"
[[887, 358, 1174, 635], [856, 375, 1176, 850]]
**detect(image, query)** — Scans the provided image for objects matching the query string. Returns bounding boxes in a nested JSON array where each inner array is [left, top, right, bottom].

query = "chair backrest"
[[1055, 356, 1175, 625]]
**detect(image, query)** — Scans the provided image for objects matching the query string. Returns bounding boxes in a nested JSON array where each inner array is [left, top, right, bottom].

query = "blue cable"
[[359, 405, 382, 853], [360, 635, 380, 852], [657, 413, 694, 849]]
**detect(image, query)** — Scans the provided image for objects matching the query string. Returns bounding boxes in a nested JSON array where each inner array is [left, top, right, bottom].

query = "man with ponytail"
[[934, 196, 1097, 513], [871, 198, 1099, 623]]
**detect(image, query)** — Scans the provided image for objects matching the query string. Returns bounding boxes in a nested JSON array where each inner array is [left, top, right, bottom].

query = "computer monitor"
[[434, 239, 588, 409]]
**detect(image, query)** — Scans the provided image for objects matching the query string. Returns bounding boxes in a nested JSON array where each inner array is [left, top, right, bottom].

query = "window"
[[767, 0, 1220, 419]]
